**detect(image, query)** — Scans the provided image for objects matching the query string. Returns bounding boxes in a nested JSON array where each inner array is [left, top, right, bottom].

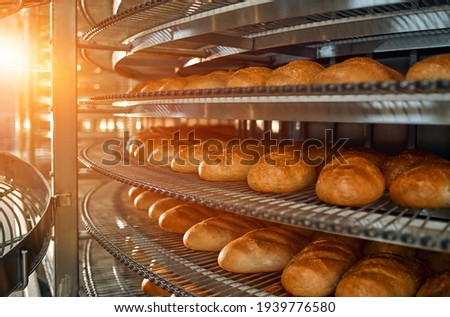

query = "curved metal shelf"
[[81, 179, 287, 297], [79, 142, 450, 253], [81, 238, 145, 297], [79, 0, 450, 79], [0, 152, 52, 297], [78, 80, 450, 124]]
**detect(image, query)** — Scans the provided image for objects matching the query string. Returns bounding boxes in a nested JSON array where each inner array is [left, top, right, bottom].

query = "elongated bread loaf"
[[310, 57, 404, 84], [218, 225, 310, 273], [199, 145, 261, 182], [335, 253, 427, 296], [158, 203, 224, 234], [266, 60, 324, 86], [226, 66, 272, 88], [128, 186, 146, 201], [134, 191, 166, 210], [148, 197, 185, 221], [406, 53, 450, 80], [281, 235, 361, 296], [141, 278, 172, 297], [247, 150, 316, 193], [416, 271, 450, 297], [183, 213, 267, 251]]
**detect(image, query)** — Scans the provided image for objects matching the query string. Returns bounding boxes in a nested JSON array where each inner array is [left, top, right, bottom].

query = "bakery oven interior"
[[1, 0, 449, 297]]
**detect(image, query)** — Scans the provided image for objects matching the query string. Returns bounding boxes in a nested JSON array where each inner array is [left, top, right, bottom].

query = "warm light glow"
[[0, 34, 25, 73], [23, 119, 31, 130]]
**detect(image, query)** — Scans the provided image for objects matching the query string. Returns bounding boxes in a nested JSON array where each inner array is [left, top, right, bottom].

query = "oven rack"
[[79, 0, 450, 79], [81, 179, 287, 297], [0, 152, 52, 296], [79, 142, 450, 253], [81, 238, 145, 297], [78, 80, 450, 124]]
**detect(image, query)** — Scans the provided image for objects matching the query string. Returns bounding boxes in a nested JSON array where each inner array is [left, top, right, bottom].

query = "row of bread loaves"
[[129, 53, 449, 93]]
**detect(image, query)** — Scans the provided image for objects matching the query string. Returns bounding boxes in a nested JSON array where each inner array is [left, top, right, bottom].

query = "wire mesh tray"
[[81, 179, 287, 297], [79, 142, 450, 253], [0, 152, 52, 296], [78, 80, 450, 124]]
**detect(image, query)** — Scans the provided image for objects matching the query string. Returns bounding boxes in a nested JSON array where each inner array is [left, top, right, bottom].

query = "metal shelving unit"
[[75, 0, 450, 297]]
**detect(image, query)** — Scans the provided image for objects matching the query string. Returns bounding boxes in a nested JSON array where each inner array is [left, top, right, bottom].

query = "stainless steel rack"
[[81, 179, 288, 297], [78, 80, 450, 124], [79, 143, 450, 254], [78, 0, 450, 79], [0, 152, 52, 296]]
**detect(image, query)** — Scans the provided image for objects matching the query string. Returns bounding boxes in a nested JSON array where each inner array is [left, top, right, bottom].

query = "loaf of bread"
[[266, 60, 324, 86], [389, 159, 450, 208], [335, 253, 427, 296], [198, 145, 261, 182], [281, 234, 362, 296], [158, 75, 201, 91], [218, 225, 310, 273], [382, 149, 438, 188], [363, 241, 417, 258], [134, 191, 166, 210], [141, 278, 172, 297], [171, 140, 227, 174], [140, 78, 171, 93], [158, 203, 224, 233], [128, 186, 146, 201], [184, 70, 233, 90], [148, 197, 185, 221], [416, 271, 450, 297], [226, 66, 272, 88], [406, 53, 450, 81], [183, 213, 267, 251], [315, 150, 386, 207], [247, 150, 316, 193], [311, 57, 404, 84]]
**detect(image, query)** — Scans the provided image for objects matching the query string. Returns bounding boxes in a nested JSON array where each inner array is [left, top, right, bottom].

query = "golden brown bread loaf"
[[158, 203, 224, 233], [266, 60, 325, 86], [416, 271, 450, 297], [128, 186, 146, 201], [310, 57, 404, 84], [128, 81, 150, 93], [218, 225, 310, 273], [247, 150, 316, 193], [382, 149, 438, 188], [281, 235, 361, 296], [335, 253, 427, 296], [406, 53, 450, 81], [198, 144, 261, 182], [184, 70, 233, 90], [141, 278, 172, 297], [363, 240, 417, 258], [134, 191, 166, 210], [183, 213, 268, 251], [158, 75, 201, 91], [140, 78, 171, 92], [148, 197, 185, 221], [389, 159, 450, 208], [226, 66, 272, 88], [171, 140, 227, 174], [315, 152, 386, 207]]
